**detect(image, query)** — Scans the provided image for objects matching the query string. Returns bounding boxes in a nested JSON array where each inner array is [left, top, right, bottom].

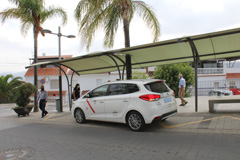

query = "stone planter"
[[12, 105, 34, 117]]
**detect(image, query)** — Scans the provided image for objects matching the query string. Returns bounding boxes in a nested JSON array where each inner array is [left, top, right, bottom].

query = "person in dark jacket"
[[72, 83, 80, 100]]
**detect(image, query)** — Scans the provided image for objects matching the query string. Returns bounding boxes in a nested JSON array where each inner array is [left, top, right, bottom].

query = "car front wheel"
[[127, 111, 145, 131], [75, 108, 86, 123]]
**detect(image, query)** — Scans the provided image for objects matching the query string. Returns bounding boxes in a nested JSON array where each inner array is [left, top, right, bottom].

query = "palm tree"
[[0, 0, 67, 111], [0, 74, 22, 103], [74, 0, 160, 79]]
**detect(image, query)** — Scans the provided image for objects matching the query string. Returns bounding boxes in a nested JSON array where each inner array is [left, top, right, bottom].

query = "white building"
[[193, 61, 240, 96]]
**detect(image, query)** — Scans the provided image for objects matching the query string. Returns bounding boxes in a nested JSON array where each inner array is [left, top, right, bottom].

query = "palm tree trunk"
[[121, 0, 132, 80], [33, 26, 39, 112], [123, 17, 132, 80]]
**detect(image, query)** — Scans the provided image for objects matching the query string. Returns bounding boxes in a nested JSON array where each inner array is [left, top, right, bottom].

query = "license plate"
[[164, 97, 171, 103]]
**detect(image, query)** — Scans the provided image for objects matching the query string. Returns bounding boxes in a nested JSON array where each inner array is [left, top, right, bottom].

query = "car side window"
[[90, 85, 109, 98], [108, 84, 127, 95], [107, 83, 139, 96], [127, 84, 139, 93]]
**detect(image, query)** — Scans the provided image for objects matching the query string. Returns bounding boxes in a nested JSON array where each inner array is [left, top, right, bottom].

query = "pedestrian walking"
[[72, 83, 81, 100], [178, 74, 188, 106], [38, 85, 48, 118]]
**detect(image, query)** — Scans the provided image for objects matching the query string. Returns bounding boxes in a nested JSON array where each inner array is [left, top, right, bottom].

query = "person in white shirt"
[[178, 74, 188, 106], [37, 85, 48, 118]]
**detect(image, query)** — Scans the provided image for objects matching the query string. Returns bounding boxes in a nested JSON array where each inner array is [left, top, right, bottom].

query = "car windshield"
[[144, 81, 170, 93]]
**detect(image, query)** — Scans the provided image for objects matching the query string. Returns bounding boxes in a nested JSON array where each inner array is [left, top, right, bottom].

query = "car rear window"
[[144, 81, 170, 93]]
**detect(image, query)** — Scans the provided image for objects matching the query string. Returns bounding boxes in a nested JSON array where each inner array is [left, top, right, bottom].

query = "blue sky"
[[0, 0, 240, 74]]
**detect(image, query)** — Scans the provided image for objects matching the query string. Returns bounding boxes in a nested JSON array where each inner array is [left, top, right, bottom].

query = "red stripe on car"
[[86, 99, 95, 113]]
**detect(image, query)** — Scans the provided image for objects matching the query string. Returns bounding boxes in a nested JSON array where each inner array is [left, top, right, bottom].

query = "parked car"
[[208, 90, 233, 96], [230, 88, 240, 95], [72, 79, 177, 131]]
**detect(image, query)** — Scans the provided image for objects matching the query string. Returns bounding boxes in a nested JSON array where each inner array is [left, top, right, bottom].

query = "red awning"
[[226, 73, 240, 79]]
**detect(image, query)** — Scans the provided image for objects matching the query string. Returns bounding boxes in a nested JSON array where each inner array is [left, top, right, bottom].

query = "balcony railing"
[[198, 68, 224, 75]]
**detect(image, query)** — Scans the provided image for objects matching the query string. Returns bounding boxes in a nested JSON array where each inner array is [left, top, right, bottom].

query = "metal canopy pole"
[[187, 38, 200, 112], [55, 64, 71, 111], [107, 55, 121, 80], [194, 58, 199, 112], [111, 54, 126, 80], [70, 71, 75, 111], [58, 27, 63, 112], [122, 65, 126, 80]]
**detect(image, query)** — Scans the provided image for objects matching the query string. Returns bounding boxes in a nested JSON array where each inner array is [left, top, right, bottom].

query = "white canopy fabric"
[[26, 27, 240, 75]]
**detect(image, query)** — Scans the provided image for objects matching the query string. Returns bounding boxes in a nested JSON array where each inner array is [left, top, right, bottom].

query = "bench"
[[209, 96, 240, 113]]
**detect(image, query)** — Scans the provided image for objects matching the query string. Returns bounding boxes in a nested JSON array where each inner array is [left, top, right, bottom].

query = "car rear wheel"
[[75, 108, 86, 123], [127, 111, 145, 131]]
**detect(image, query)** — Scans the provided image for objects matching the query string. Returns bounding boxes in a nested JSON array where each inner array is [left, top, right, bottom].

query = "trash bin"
[[56, 99, 60, 112]]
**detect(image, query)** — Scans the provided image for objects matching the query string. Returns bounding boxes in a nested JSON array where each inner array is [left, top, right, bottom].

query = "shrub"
[[132, 70, 149, 79], [153, 63, 194, 97], [14, 83, 37, 107]]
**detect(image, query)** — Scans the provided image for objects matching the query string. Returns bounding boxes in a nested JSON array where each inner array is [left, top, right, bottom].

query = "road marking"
[[225, 116, 240, 120], [160, 116, 240, 128], [43, 113, 56, 120]]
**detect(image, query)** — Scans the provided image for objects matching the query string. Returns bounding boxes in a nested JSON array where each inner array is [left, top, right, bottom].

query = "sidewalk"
[[177, 96, 240, 113]]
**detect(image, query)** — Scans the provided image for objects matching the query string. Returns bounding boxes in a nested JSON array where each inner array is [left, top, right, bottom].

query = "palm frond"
[[74, 0, 91, 25], [8, 0, 21, 5], [77, 0, 109, 50], [0, 74, 13, 95], [20, 21, 32, 36], [74, 0, 160, 49], [133, 1, 160, 42], [41, 6, 67, 25], [0, 8, 23, 23], [104, 3, 121, 48]]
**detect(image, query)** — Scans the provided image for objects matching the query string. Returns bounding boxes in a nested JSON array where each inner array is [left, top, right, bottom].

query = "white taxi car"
[[72, 79, 177, 131]]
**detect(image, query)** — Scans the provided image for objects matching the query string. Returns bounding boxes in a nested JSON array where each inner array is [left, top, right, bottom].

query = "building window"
[[213, 82, 219, 89], [229, 81, 236, 88], [51, 80, 59, 89], [203, 63, 217, 68]]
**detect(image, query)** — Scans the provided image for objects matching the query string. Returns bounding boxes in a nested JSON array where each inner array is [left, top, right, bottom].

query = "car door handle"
[[123, 100, 129, 102], [99, 101, 104, 104]]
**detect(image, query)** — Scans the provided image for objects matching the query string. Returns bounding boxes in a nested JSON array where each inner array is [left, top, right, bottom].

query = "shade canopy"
[[26, 27, 240, 75]]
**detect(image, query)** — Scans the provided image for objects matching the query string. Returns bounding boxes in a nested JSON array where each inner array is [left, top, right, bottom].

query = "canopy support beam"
[[111, 54, 126, 80], [54, 64, 72, 111], [187, 37, 200, 112], [70, 71, 76, 111], [107, 55, 122, 80]]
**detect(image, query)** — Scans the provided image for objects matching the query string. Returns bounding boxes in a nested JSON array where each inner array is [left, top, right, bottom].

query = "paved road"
[[0, 98, 240, 160]]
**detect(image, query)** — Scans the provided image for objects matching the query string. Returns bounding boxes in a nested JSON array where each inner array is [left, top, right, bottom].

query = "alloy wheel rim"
[[76, 110, 83, 122], [128, 114, 141, 130]]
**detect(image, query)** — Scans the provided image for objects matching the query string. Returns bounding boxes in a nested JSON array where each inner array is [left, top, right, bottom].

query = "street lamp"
[[41, 26, 75, 112]]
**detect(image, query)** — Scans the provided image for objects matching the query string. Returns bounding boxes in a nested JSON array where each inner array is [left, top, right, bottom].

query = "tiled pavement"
[[0, 96, 240, 160]]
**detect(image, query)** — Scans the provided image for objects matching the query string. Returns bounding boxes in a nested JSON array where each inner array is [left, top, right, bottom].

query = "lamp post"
[[41, 26, 75, 112]]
